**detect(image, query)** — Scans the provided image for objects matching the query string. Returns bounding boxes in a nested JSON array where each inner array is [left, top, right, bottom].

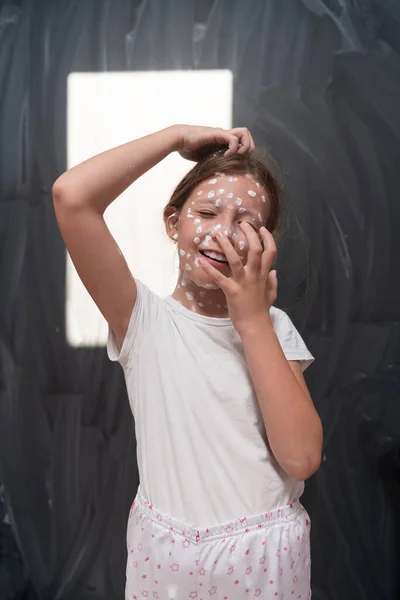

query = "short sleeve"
[[107, 279, 161, 369], [270, 307, 314, 371]]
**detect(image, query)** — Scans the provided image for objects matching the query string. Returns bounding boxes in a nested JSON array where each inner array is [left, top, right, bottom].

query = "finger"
[[198, 255, 229, 290], [230, 127, 252, 154], [214, 231, 245, 279], [268, 269, 278, 304], [270, 269, 278, 288], [260, 227, 277, 279], [237, 129, 252, 154], [248, 131, 256, 152], [238, 133, 251, 154], [224, 135, 240, 156], [240, 222, 263, 271]]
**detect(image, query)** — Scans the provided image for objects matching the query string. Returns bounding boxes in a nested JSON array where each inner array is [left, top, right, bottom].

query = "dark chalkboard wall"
[[1, 1, 399, 599]]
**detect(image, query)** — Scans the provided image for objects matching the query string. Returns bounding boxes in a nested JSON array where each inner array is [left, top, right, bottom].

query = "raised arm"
[[53, 125, 251, 347], [52, 126, 181, 346]]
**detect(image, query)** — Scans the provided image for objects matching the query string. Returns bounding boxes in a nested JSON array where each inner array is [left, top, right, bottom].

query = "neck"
[[171, 271, 229, 318]]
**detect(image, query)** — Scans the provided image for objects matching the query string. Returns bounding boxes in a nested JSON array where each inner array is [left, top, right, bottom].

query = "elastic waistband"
[[132, 488, 303, 544]]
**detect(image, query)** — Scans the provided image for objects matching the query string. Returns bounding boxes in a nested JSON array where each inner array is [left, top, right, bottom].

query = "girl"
[[53, 125, 322, 600]]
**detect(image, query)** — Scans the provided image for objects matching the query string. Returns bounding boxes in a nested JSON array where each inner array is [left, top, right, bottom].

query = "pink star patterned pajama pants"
[[125, 489, 311, 600]]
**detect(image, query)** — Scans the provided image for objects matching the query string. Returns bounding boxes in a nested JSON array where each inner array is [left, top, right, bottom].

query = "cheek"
[[178, 215, 200, 242], [234, 230, 248, 254]]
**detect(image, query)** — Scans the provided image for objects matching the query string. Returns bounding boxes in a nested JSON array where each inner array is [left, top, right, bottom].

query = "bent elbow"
[[52, 179, 85, 213], [52, 178, 68, 205], [284, 453, 322, 482]]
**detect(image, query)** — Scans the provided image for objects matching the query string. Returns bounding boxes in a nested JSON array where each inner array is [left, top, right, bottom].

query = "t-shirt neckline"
[[165, 295, 233, 327]]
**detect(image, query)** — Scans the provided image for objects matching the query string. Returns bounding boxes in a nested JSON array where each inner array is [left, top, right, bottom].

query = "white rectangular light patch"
[[66, 70, 233, 346]]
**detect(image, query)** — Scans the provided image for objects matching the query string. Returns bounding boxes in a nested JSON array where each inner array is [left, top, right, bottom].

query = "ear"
[[164, 206, 180, 242]]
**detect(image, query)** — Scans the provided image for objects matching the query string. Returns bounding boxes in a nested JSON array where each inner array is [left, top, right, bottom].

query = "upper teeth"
[[203, 251, 227, 263]]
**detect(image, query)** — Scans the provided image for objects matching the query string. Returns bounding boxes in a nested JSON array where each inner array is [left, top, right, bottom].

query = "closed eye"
[[199, 211, 216, 217]]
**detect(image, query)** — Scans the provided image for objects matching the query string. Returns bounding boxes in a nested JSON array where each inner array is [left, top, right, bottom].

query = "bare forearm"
[[53, 126, 180, 213], [239, 316, 322, 480]]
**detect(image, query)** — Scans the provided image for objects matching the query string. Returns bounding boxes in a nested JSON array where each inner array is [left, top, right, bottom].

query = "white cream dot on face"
[[239, 207, 246, 214], [239, 240, 245, 250], [185, 264, 192, 271], [196, 226, 202, 234], [233, 177, 238, 182], [258, 214, 263, 222], [197, 191, 203, 196], [227, 204, 234, 209], [194, 237, 200, 244], [215, 199, 222, 207], [194, 218, 201, 225], [248, 190, 257, 198], [185, 292, 193, 300], [208, 191, 215, 199], [208, 178, 217, 184], [199, 290, 206, 297], [194, 258, 200, 267], [261, 195, 266, 202], [204, 282, 218, 289], [227, 192, 234, 198], [218, 189, 225, 195], [203, 235, 212, 247], [198, 302, 204, 307], [186, 253, 191, 258], [256, 182, 260, 188], [179, 249, 185, 256], [187, 213, 194, 218], [236, 198, 242, 205], [173, 233, 178, 240]]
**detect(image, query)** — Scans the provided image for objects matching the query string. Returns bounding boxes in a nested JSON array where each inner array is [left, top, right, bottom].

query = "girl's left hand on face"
[[199, 223, 278, 333]]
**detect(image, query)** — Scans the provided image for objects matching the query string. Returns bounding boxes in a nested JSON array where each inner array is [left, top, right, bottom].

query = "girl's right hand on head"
[[175, 125, 255, 161]]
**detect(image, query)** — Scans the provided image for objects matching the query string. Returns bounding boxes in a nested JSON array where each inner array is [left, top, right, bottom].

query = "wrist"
[[167, 124, 186, 152], [235, 312, 274, 339]]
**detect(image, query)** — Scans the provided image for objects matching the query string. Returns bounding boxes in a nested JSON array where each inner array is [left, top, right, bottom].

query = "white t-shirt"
[[107, 280, 314, 527]]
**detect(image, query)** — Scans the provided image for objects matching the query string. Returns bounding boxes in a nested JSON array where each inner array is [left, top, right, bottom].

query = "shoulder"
[[107, 279, 167, 367], [269, 305, 290, 331], [269, 305, 315, 370]]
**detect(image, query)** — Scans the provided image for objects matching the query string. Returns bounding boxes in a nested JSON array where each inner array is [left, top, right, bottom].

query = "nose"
[[211, 216, 236, 242], [208, 218, 247, 253]]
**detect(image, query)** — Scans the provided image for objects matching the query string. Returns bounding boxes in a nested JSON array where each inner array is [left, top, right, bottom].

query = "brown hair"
[[164, 149, 283, 234]]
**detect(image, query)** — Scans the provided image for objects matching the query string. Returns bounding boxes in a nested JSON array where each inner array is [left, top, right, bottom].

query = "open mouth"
[[199, 250, 229, 265]]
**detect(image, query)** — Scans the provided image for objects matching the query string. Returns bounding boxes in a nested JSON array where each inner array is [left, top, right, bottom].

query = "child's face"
[[172, 172, 270, 289]]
